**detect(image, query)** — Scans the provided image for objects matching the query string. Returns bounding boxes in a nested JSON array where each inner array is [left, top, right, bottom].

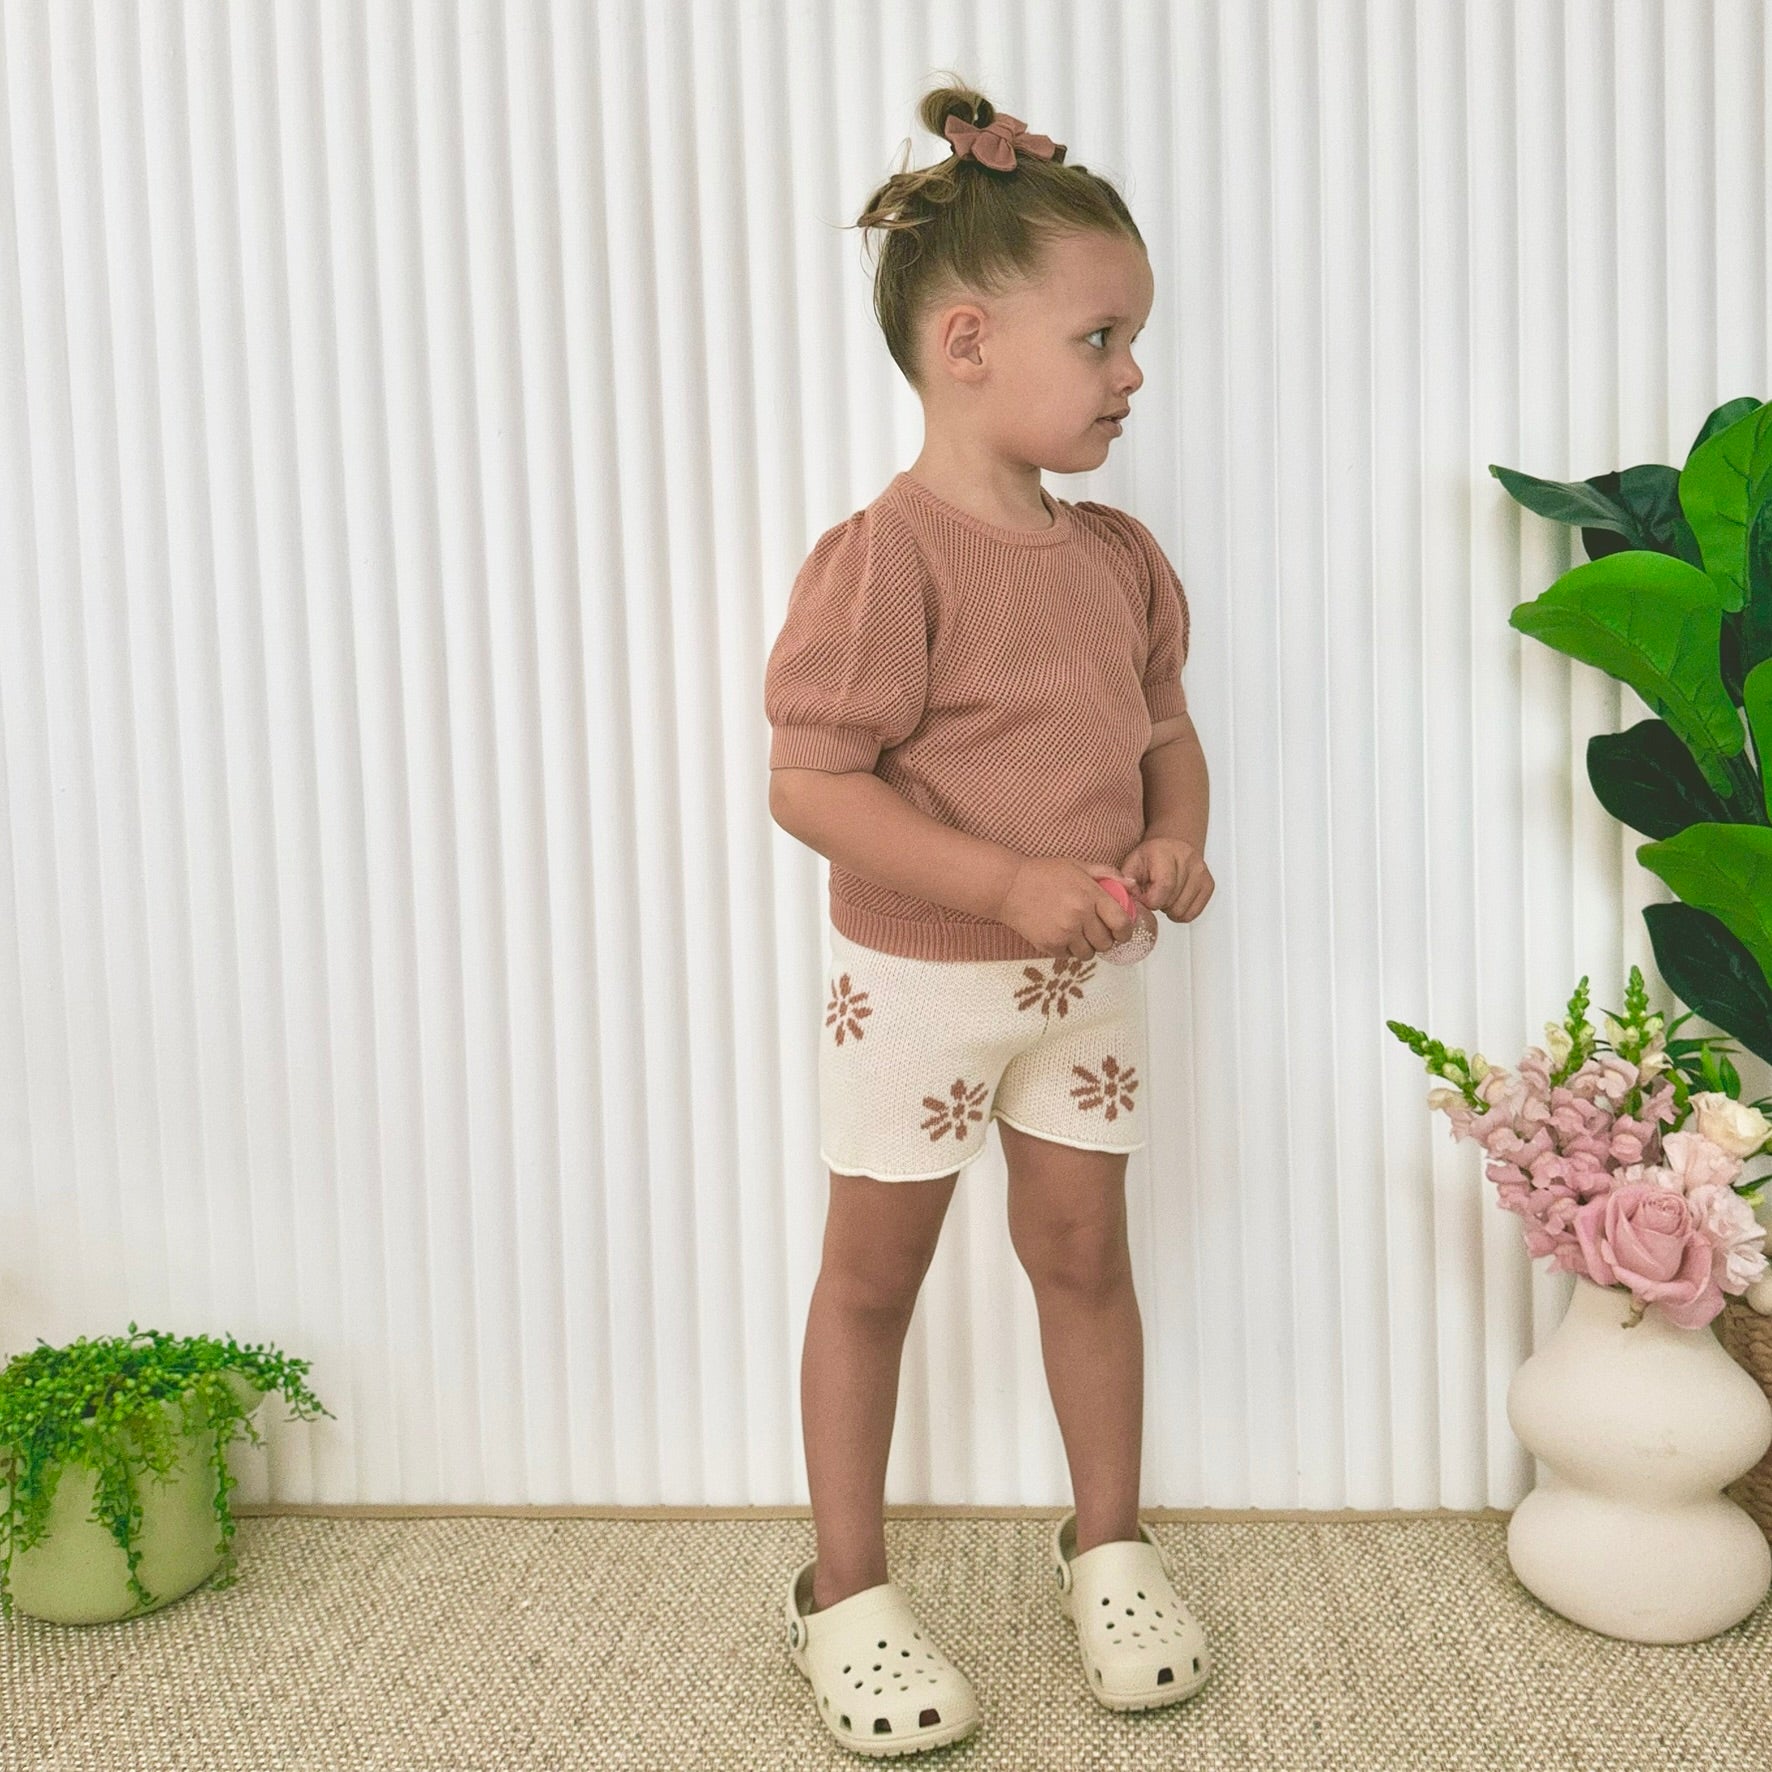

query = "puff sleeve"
[[764, 504, 934, 773], [1128, 513, 1190, 720], [1079, 502, 1191, 720]]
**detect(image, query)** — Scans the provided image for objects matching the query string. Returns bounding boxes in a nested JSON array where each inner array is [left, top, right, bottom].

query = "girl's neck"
[[903, 451, 1054, 532]]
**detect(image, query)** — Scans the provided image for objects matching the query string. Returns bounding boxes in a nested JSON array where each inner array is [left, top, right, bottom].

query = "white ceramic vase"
[[1506, 1273, 1772, 1643]]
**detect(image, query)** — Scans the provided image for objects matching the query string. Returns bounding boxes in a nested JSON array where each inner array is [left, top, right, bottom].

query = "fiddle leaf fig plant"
[[1492, 396, 1772, 1065], [0, 1323, 329, 1618]]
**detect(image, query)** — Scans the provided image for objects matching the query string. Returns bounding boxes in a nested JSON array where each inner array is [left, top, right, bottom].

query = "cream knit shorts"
[[818, 921, 1149, 1183]]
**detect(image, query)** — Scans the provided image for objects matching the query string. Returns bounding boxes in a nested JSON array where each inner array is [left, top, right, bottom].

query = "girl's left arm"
[[1139, 714, 1208, 855]]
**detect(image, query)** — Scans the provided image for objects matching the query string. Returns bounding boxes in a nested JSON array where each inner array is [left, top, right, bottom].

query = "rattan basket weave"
[[1715, 1293, 1772, 1543]]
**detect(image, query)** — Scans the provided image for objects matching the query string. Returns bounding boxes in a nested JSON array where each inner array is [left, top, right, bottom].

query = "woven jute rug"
[[5, 1511, 1771, 1770]]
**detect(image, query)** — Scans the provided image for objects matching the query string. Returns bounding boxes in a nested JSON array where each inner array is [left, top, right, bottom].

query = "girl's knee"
[[1012, 1216, 1134, 1300], [818, 1167, 957, 1316]]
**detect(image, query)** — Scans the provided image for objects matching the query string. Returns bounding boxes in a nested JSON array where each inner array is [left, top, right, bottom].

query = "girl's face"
[[921, 230, 1154, 473]]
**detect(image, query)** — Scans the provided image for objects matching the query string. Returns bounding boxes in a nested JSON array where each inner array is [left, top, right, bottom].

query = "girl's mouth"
[[1096, 417, 1123, 434]]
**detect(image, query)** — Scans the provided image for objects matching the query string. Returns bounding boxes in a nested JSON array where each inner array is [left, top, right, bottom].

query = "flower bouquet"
[[1392, 966, 1772, 1639], [1389, 965, 1772, 1329]]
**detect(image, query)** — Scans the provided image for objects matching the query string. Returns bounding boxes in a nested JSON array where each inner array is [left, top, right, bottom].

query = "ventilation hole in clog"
[[920, 1708, 941, 1727], [900, 1649, 910, 1657], [913, 1630, 921, 1639], [1157, 1667, 1173, 1685], [1099, 1597, 1109, 1606], [840, 1715, 850, 1730], [874, 1717, 891, 1734], [1137, 1590, 1145, 1599], [1192, 1657, 1201, 1673], [842, 1664, 851, 1673], [877, 1639, 887, 1648]]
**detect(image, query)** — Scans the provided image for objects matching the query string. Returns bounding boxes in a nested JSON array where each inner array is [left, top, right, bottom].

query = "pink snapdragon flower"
[[1425, 1036, 1767, 1329]]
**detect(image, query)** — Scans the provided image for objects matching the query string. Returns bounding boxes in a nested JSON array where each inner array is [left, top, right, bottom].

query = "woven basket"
[[1715, 1293, 1772, 1543]]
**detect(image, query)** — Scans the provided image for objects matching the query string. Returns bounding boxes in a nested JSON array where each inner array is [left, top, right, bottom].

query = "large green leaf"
[[1690, 397, 1767, 457], [1678, 399, 1772, 610], [1642, 900, 1772, 1067], [1744, 658, 1772, 822], [1739, 495, 1772, 683], [1635, 823, 1772, 986], [1509, 551, 1743, 795], [1592, 466, 1704, 566], [1490, 464, 1649, 542], [1490, 463, 1701, 564], [1586, 718, 1733, 838]]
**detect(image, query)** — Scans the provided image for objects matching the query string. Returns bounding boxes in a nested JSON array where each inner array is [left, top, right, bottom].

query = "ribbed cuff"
[[1143, 679, 1188, 722], [768, 723, 882, 772]]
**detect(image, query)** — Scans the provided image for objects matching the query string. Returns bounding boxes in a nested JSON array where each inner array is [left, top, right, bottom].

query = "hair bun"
[[943, 110, 1066, 172]]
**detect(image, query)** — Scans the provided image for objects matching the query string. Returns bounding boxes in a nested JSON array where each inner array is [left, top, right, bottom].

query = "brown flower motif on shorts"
[[1013, 955, 1096, 1020], [922, 1077, 989, 1143], [826, 973, 872, 1045], [1071, 1055, 1138, 1121]]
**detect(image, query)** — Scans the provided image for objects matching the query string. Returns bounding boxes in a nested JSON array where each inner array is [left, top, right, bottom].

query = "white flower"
[[1687, 1182, 1772, 1292], [1661, 1128, 1743, 1193], [1746, 1186, 1772, 1256], [1425, 1085, 1464, 1113], [1691, 1092, 1772, 1160], [1637, 1048, 1671, 1077], [1469, 1052, 1490, 1081], [1543, 1023, 1573, 1066]]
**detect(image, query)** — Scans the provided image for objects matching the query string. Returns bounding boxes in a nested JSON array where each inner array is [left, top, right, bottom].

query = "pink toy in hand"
[[1098, 875, 1159, 965]]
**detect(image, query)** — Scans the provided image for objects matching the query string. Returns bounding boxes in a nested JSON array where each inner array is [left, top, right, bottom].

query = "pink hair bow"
[[943, 110, 1066, 172]]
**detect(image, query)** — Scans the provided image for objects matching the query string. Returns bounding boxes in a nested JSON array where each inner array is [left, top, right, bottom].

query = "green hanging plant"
[[1492, 396, 1772, 1064], [0, 1323, 330, 1619]]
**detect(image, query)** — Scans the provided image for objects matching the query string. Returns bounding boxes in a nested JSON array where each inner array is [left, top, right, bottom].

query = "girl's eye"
[[1086, 326, 1110, 348]]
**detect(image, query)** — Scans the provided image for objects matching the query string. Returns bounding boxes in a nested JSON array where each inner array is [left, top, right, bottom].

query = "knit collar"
[[890, 471, 1075, 548]]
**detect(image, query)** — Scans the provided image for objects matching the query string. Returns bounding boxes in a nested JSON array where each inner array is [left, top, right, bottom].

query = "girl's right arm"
[[769, 769, 1134, 960], [768, 766, 1022, 922]]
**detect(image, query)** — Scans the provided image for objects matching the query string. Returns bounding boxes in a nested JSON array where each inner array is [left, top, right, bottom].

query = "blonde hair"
[[849, 75, 1145, 389]]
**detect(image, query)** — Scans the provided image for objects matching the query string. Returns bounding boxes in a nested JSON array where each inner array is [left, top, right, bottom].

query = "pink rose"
[[1572, 1183, 1721, 1329]]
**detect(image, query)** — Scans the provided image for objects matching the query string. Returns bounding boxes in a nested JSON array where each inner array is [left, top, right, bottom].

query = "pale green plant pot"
[[5, 1379, 263, 1626]]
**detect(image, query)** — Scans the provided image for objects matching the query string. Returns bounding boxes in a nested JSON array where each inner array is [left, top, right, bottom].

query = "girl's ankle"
[[811, 1564, 887, 1612]]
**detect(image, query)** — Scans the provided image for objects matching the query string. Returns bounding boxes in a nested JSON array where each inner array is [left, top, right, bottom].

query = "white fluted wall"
[[1, 0, 1766, 1508]]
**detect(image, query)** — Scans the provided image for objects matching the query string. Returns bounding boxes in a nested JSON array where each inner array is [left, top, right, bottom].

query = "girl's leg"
[[801, 1166, 959, 1610], [998, 1119, 1142, 1552]]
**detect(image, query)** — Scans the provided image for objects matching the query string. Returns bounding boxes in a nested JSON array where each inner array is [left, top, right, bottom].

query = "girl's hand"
[[994, 857, 1140, 961], [1118, 836, 1213, 923]]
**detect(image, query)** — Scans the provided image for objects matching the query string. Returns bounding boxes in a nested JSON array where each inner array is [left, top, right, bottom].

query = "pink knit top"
[[764, 469, 1191, 961]]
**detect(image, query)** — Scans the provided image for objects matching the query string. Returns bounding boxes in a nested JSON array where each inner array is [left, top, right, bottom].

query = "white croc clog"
[[1050, 1511, 1213, 1711], [784, 1557, 982, 1757]]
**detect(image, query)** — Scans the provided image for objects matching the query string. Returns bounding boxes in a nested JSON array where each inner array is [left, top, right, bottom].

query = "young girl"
[[764, 81, 1215, 1757]]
